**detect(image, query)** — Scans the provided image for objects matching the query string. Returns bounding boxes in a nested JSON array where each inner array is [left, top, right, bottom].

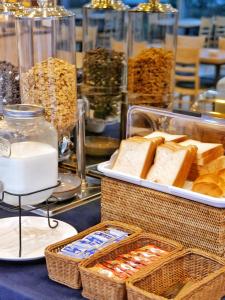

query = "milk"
[[0, 141, 58, 206]]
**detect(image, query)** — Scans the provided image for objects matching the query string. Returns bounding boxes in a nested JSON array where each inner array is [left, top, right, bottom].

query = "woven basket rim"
[[44, 220, 142, 262], [79, 232, 183, 285], [126, 248, 225, 300]]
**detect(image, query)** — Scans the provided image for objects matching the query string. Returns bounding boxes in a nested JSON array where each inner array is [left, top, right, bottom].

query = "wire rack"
[[0, 181, 61, 257]]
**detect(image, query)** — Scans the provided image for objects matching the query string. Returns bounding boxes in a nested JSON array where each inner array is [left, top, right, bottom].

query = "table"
[[0, 199, 101, 300], [200, 48, 225, 84]]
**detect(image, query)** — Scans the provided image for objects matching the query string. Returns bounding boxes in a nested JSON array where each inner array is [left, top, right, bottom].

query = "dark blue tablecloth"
[[0, 200, 101, 300]]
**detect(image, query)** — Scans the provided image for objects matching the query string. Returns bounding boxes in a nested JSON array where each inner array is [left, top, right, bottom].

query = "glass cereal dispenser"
[[0, 1, 24, 111], [16, 0, 77, 160], [128, 0, 178, 108], [82, 0, 128, 148]]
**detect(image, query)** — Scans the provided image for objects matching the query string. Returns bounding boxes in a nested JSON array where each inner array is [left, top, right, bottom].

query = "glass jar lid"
[[85, 0, 129, 10], [16, 0, 74, 19], [0, 1, 24, 15], [3, 104, 45, 118], [132, 0, 177, 13]]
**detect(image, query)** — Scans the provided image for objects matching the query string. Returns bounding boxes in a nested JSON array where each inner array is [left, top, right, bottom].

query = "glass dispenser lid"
[[0, 0, 24, 14], [85, 0, 128, 10], [16, 0, 74, 18], [133, 0, 177, 13]]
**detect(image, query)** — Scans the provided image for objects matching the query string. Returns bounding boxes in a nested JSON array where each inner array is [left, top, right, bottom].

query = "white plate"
[[0, 216, 77, 261], [98, 161, 225, 208]]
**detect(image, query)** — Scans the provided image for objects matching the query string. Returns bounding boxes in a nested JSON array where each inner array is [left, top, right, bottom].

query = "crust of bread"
[[195, 147, 224, 165], [140, 137, 164, 179], [179, 139, 224, 158], [144, 131, 187, 143], [173, 145, 197, 187]]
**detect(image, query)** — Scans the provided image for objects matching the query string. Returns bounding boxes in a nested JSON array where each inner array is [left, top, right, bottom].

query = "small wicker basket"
[[126, 248, 225, 300], [79, 233, 183, 300], [45, 221, 142, 289]]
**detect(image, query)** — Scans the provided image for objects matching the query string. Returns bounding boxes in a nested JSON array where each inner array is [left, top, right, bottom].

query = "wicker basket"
[[79, 233, 183, 300], [126, 248, 225, 300], [101, 177, 225, 257], [45, 221, 142, 289]]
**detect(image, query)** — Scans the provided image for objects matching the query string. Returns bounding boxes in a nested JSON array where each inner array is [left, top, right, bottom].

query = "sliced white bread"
[[144, 131, 187, 143], [179, 139, 224, 159], [147, 142, 197, 187], [112, 136, 164, 179]]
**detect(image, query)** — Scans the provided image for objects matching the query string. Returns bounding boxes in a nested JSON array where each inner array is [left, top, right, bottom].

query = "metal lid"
[[16, 0, 74, 18], [3, 104, 45, 118], [85, 0, 129, 10], [132, 0, 177, 13], [0, 1, 24, 15]]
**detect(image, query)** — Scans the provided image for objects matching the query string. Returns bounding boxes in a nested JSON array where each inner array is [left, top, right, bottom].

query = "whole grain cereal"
[[20, 57, 77, 137], [128, 48, 174, 107]]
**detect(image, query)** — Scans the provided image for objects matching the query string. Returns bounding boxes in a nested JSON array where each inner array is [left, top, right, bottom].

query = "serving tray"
[[98, 161, 225, 208]]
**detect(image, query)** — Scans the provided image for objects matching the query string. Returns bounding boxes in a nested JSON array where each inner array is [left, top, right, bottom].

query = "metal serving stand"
[[0, 182, 61, 257]]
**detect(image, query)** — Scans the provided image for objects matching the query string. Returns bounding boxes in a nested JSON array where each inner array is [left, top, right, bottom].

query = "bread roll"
[[192, 182, 224, 197], [192, 174, 225, 197]]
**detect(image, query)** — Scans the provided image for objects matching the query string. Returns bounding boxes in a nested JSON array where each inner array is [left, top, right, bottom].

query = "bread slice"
[[179, 139, 224, 159], [196, 147, 224, 165], [147, 142, 197, 187], [112, 137, 164, 179], [144, 131, 187, 143]]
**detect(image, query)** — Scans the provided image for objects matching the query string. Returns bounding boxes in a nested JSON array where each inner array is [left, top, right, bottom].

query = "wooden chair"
[[177, 35, 205, 49], [199, 17, 213, 48], [219, 36, 225, 50], [175, 48, 201, 102], [214, 16, 225, 47], [111, 38, 148, 56], [75, 26, 97, 51]]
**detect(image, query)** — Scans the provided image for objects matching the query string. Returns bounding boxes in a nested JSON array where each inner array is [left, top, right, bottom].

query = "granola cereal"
[[82, 48, 126, 119], [128, 48, 174, 107], [21, 57, 77, 136]]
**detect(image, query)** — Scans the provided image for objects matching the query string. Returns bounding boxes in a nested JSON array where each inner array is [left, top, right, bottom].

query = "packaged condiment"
[[91, 243, 168, 279], [128, 0, 177, 107], [60, 227, 128, 259], [16, 0, 77, 159], [0, 104, 58, 206]]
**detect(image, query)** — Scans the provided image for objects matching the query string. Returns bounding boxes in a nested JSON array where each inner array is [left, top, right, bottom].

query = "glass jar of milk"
[[0, 104, 58, 206]]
